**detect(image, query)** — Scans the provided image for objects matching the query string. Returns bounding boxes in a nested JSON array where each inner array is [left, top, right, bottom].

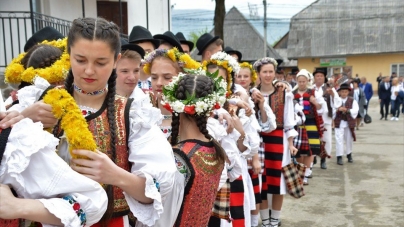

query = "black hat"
[[313, 67, 327, 77], [196, 33, 219, 55], [275, 59, 284, 67], [128, 26, 160, 49], [224, 46, 242, 62], [313, 67, 328, 83], [24, 26, 64, 52], [276, 67, 285, 74], [175, 32, 194, 51], [291, 67, 300, 75], [275, 59, 284, 73], [153, 31, 184, 52], [121, 38, 146, 59], [337, 83, 351, 92]]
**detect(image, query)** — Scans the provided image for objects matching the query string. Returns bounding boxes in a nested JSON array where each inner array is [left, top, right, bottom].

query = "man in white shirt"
[[313, 68, 341, 169]]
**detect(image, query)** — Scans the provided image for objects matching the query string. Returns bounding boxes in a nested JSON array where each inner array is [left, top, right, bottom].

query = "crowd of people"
[[377, 72, 404, 121], [0, 17, 381, 227]]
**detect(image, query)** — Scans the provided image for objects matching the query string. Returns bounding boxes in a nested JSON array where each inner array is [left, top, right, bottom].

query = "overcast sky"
[[171, 0, 317, 19]]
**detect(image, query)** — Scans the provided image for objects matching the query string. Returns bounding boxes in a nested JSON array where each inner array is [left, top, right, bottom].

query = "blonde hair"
[[121, 49, 141, 62]]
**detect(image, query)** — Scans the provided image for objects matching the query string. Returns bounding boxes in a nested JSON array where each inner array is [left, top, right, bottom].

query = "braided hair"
[[18, 44, 62, 89], [170, 74, 226, 163], [66, 17, 121, 227]]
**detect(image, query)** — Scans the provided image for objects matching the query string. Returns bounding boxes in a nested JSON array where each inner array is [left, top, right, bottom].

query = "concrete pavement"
[[281, 98, 404, 227]]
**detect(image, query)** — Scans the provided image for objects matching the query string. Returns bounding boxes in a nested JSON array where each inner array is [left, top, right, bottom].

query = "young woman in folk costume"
[[235, 62, 277, 227], [252, 57, 298, 227], [203, 52, 264, 227], [161, 73, 227, 226], [142, 47, 201, 139], [0, 36, 107, 227], [292, 69, 325, 185], [3, 17, 183, 227]]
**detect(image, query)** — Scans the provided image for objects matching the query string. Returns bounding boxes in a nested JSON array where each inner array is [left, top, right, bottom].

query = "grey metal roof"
[[287, 0, 404, 58], [191, 7, 282, 61]]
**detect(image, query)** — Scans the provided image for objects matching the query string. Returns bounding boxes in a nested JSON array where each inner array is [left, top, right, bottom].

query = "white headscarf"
[[292, 69, 313, 91]]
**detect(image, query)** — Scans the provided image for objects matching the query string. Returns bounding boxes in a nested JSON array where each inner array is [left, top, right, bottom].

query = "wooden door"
[[97, 1, 128, 34]]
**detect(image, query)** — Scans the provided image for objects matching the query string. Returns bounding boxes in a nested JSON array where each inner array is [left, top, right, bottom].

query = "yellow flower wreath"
[[4, 37, 70, 84], [142, 47, 201, 75], [239, 62, 258, 85], [43, 88, 97, 160]]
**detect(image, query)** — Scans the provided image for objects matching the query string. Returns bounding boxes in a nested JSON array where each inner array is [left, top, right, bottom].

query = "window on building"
[[391, 64, 404, 77]]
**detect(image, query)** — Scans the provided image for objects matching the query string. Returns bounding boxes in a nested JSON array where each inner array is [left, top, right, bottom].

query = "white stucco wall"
[[0, 0, 30, 11], [41, 0, 97, 21], [128, 0, 171, 36], [0, 0, 97, 20]]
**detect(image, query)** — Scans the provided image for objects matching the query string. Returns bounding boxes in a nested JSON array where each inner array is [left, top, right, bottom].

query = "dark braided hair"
[[68, 17, 121, 60], [170, 74, 226, 163], [18, 44, 63, 89], [66, 17, 121, 227], [22, 44, 62, 69]]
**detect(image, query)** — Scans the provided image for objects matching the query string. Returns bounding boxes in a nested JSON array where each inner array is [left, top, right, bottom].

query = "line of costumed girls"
[[0, 17, 342, 227]]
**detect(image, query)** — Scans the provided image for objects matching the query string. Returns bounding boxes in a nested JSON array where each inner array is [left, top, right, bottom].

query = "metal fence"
[[0, 11, 72, 68]]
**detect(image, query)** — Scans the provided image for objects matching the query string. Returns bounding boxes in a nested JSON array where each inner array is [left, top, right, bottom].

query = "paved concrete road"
[[281, 98, 404, 227]]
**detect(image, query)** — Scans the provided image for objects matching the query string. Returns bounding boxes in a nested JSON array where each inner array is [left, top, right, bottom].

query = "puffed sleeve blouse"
[[0, 118, 107, 227], [7, 77, 184, 227]]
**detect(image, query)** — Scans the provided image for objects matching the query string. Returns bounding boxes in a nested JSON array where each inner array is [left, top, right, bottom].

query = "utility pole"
[[263, 0, 267, 57]]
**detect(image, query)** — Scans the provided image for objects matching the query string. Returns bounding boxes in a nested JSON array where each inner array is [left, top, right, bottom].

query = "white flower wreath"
[[161, 71, 227, 116]]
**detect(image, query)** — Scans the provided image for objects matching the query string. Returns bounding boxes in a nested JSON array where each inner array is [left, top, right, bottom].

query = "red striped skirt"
[[260, 129, 284, 198]]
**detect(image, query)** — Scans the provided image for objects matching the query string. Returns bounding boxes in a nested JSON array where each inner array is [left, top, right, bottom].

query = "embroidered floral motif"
[[153, 178, 160, 192], [138, 80, 152, 93], [174, 141, 223, 227], [63, 195, 86, 226], [86, 96, 131, 214]]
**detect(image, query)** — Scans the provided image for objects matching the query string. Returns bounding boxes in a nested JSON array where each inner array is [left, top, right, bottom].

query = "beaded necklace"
[[73, 84, 107, 96]]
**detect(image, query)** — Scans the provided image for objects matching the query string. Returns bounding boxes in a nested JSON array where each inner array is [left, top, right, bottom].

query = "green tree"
[[188, 27, 208, 50]]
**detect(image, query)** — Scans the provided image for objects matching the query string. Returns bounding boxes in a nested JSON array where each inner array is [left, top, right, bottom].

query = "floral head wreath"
[[142, 47, 201, 74], [202, 51, 240, 95], [239, 62, 258, 85], [161, 70, 227, 117], [252, 57, 278, 72], [4, 37, 70, 84]]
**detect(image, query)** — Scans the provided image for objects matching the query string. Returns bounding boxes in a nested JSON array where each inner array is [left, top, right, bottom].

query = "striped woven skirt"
[[304, 117, 321, 155], [248, 170, 262, 204], [260, 129, 284, 198], [229, 176, 245, 227]]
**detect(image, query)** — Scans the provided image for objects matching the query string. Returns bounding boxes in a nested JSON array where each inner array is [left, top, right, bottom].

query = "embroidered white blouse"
[[207, 117, 243, 190], [7, 77, 184, 227], [0, 118, 108, 227]]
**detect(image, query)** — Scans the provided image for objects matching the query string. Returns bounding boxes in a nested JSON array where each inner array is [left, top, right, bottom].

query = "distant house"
[[287, 0, 404, 89], [273, 32, 298, 71], [191, 6, 281, 62]]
